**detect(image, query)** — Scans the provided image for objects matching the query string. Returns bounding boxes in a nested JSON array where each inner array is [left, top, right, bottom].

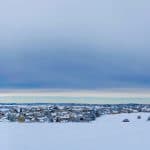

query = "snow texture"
[[0, 113, 150, 150]]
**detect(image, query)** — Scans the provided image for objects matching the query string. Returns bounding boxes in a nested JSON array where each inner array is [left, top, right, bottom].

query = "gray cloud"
[[0, 0, 150, 89]]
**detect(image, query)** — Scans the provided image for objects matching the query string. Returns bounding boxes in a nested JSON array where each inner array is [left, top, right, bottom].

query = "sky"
[[0, 0, 150, 89]]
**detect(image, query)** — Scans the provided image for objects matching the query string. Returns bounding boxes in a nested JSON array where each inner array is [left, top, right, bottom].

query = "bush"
[[122, 119, 130, 122], [18, 115, 25, 122]]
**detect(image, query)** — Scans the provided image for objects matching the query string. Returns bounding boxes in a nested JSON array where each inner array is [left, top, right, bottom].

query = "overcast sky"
[[0, 0, 150, 89]]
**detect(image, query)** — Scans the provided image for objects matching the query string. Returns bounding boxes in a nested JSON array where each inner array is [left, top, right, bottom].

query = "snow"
[[0, 113, 150, 150]]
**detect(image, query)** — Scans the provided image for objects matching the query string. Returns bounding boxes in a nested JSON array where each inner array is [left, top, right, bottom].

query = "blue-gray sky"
[[0, 0, 150, 89]]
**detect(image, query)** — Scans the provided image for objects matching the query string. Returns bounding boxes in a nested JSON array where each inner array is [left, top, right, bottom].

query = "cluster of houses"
[[0, 103, 150, 123]]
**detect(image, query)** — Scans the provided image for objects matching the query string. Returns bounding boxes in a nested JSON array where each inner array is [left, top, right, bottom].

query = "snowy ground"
[[1, 113, 150, 150]]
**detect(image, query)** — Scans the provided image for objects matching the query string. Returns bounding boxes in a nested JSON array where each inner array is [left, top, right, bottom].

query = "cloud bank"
[[0, 0, 150, 89]]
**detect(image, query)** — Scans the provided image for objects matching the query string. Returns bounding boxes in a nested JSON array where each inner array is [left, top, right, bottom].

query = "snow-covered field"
[[1, 113, 150, 150]]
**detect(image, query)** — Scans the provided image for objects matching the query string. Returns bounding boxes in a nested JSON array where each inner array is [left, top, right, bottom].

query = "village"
[[0, 103, 150, 123]]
